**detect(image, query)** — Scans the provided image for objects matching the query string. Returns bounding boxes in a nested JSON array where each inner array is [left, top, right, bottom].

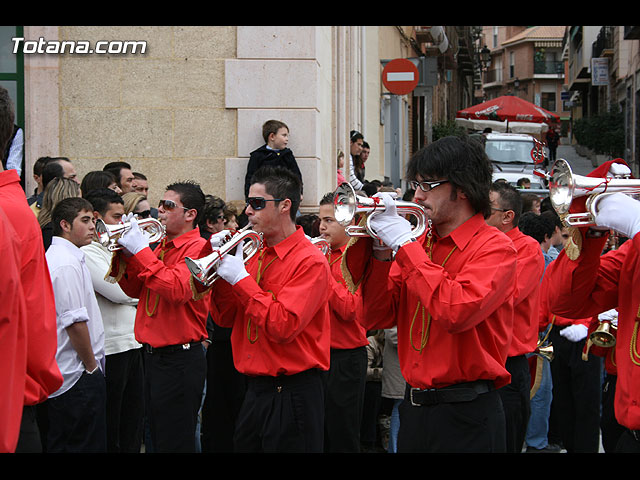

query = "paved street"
[[554, 139, 595, 177]]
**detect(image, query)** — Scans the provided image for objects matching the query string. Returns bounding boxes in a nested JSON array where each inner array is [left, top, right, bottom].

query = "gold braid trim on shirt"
[[563, 222, 583, 261], [104, 253, 126, 284], [189, 276, 212, 301], [340, 214, 370, 294]]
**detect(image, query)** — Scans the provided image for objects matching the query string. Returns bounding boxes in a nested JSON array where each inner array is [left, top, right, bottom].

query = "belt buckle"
[[410, 388, 421, 407], [182, 343, 191, 350]]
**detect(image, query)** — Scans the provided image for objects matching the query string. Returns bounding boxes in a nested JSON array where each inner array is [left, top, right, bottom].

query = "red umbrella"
[[457, 95, 559, 125]]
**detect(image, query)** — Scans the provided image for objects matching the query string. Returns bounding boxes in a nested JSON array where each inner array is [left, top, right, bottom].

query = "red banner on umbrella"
[[457, 95, 559, 124]]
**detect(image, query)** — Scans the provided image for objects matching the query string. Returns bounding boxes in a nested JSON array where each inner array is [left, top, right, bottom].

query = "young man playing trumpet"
[[545, 160, 640, 453], [318, 192, 368, 453], [109, 181, 209, 453], [208, 166, 332, 453], [346, 136, 518, 453]]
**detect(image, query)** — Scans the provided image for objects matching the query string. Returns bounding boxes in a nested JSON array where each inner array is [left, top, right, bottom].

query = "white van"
[[484, 132, 548, 192]]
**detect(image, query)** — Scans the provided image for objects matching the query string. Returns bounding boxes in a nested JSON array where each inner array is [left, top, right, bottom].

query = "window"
[[541, 92, 556, 112], [0, 26, 24, 127]]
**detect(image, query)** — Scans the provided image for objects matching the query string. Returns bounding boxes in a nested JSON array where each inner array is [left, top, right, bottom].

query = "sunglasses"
[[246, 197, 283, 210], [158, 199, 189, 212], [135, 209, 152, 219], [409, 179, 449, 193]]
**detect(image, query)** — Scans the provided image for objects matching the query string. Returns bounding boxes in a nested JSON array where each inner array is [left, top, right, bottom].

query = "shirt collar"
[[435, 212, 487, 251], [163, 227, 200, 250], [52, 236, 86, 263], [269, 225, 306, 260], [506, 226, 522, 240], [0, 168, 20, 188]]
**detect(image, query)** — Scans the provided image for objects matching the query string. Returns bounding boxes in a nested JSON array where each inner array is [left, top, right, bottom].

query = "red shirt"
[[361, 213, 517, 390], [111, 228, 210, 348], [327, 246, 368, 350], [545, 232, 640, 429], [0, 206, 27, 452], [506, 227, 545, 356], [210, 226, 332, 376], [0, 170, 62, 406]]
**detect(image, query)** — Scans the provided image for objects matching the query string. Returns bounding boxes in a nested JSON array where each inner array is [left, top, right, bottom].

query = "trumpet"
[[333, 182, 428, 241], [311, 236, 330, 258], [590, 320, 617, 348], [185, 225, 263, 286], [549, 158, 640, 227], [535, 344, 554, 362], [95, 217, 166, 251]]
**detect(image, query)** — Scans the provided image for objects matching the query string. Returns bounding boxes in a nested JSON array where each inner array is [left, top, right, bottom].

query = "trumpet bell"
[[549, 158, 640, 227], [590, 321, 617, 348], [96, 217, 166, 251], [185, 226, 263, 287]]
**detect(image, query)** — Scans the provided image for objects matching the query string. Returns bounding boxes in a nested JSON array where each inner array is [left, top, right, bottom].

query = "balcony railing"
[[534, 60, 564, 75]]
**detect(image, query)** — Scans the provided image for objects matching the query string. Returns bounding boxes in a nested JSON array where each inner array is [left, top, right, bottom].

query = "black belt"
[[406, 380, 494, 407], [143, 341, 201, 354]]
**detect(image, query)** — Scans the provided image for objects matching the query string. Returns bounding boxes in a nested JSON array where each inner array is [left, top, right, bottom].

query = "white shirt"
[[46, 236, 105, 398], [81, 241, 140, 355]]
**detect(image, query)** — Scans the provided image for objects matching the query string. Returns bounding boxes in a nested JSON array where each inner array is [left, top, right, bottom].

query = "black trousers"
[[143, 343, 206, 453], [323, 346, 367, 453], [398, 381, 506, 453], [234, 369, 325, 453], [46, 370, 107, 453], [549, 328, 602, 453], [601, 373, 625, 452], [498, 354, 531, 453], [105, 348, 144, 453], [201, 340, 247, 453], [14, 406, 43, 453]]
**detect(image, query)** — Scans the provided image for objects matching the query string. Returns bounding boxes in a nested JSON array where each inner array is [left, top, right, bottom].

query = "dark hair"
[[540, 208, 563, 230], [0, 86, 15, 153], [103, 161, 132, 185], [296, 214, 320, 237], [521, 193, 541, 213], [41, 157, 72, 189], [262, 119, 289, 144], [84, 187, 124, 217], [518, 211, 555, 244], [350, 130, 363, 142], [133, 171, 147, 180], [362, 182, 378, 197], [406, 135, 493, 217], [200, 194, 226, 227], [52, 196, 94, 236], [166, 180, 206, 227], [489, 181, 523, 225], [320, 192, 335, 206], [250, 166, 301, 222], [33, 156, 55, 176], [81, 170, 118, 197]]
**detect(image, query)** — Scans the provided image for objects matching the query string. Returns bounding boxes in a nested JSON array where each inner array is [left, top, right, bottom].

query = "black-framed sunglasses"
[[158, 199, 189, 211], [410, 179, 449, 192], [135, 209, 152, 219], [246, 197, 283, 210]]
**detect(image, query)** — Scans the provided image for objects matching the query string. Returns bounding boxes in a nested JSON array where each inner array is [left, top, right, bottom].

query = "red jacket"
[[360, 213, 517, 390], [545, 232, 640, 430], [210, 227, 332, 376]]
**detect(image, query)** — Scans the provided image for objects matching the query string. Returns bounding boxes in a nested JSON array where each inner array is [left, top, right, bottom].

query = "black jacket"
[[244, 145, 303, 199]]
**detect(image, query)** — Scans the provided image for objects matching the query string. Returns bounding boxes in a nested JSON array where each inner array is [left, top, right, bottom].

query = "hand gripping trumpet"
[[549, 158, 640, 227], [95, 217, 166, 252], [185, 225, 263, 287], [333, 182, 428, 241]]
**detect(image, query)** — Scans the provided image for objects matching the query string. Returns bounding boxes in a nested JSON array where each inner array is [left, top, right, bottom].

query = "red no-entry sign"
[[382, 58, 419, 95]]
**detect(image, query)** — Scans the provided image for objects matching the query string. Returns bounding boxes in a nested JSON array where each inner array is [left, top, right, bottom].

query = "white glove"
[[216, 242, 249, 286], [117, 217, 150, 255], [121, 212, 135, 224], [598, 308, 619, 327], [559, 324, 589, 342], [607, 163, 631, 178], [594, 192, 640, 239], [368, 193, 414, 252], [210, 229, 231, 249]]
